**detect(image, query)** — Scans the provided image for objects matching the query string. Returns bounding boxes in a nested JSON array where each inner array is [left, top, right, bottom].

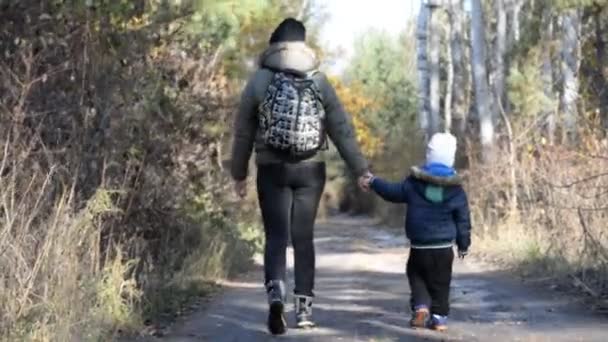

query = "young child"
[[362, 132, 471, 331]]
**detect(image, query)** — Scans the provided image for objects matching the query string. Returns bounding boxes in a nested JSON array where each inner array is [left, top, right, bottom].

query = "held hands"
[[358, 171, 374, 192], [236, 172, 374, 198], [458, 249, 468, 259], [234, 179, 247, 199]]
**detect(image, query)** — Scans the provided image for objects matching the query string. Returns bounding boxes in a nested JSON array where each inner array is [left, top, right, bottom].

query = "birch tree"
[[559, 8, 582, 144], [493, 0, 507, 116], [448, 0, 467, 135], [416, 1, 431, 139], [429, 4, 442, 136], [296, 0, 310, 20], [506, 0, 523, 47], [470, 0, 494, 161], [593, 9, 608, 131], [542, 8, 557, 144], [445, 19, 453, 133]]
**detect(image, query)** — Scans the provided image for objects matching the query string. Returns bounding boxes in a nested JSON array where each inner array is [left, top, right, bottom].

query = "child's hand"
[[358, 172, 374, 192], [458, 250, 468, 259], [234, 179, 248, 199]]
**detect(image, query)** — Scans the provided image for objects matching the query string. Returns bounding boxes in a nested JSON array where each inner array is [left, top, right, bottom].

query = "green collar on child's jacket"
[[410, 166, 462, 186]]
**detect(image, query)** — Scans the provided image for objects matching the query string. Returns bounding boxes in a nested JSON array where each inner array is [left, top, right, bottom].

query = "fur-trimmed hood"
[[258, 42, 320, 76], [408, 166, 463, 204], [368, 168, 471, 250], [410, 166, 462, 186], [229, 42, 369, 181]]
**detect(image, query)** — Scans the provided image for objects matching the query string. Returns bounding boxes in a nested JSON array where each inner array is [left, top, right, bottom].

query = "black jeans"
[[407, 247, 454, 316], [257, 162, 326, 297]]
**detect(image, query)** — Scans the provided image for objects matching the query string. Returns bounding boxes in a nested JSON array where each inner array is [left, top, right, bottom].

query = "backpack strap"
[[263, 66, 324, 105], [306, 70, 325, 104], [305, 70, 329, 152]]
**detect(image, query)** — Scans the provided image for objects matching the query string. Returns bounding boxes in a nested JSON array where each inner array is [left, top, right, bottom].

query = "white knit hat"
[[426, 132, 457, 168]]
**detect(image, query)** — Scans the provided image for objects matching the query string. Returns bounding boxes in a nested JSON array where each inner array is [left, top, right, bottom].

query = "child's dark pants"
[[407, 247, 454, 316]]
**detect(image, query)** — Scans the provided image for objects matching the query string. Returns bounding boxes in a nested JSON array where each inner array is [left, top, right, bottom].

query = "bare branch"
[[578, 208, 608, 263], [546, 172, 608, 188]]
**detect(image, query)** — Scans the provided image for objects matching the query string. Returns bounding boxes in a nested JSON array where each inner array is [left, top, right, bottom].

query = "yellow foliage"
[[328, 77, 383, 157], [126, 14, 151, 30]]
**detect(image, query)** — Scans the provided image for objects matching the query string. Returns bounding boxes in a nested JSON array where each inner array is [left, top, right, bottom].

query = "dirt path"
[[143, 215, 607, 342]]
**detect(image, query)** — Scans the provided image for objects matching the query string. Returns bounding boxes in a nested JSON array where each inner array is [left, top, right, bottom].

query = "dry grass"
[[0, 4, 263, 340], [0, 156, 137, 341], [0, 151, 260, 341], [466, 140, 608, 294], [361, 124, 608, 297]]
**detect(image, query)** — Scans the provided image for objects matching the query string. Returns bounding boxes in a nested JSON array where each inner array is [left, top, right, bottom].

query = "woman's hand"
[[358, 171, 374, 192], [234, 179, 248, 199]]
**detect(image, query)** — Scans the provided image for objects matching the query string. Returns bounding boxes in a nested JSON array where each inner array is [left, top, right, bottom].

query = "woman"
[[230, 18, 370, 335]]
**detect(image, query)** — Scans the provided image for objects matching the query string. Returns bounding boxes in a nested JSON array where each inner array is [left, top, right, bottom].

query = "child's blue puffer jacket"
[[370, 166, 471, 251]]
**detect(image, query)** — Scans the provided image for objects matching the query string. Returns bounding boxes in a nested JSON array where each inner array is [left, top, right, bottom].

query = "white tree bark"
[[541, 8, 556, 144], [445, 19, 454, 133], [560, 9, 581, 144], [448, 0, 467, 135], [506, 0, 523, 47], [416, 1, 431, 139], [493, 0, 507, 118], [297, 0, 310, 20], [513, 1, 521, 43], [470, 0, 494, 161], [594, 11, 608, 131], [429, 5, 442, 136]]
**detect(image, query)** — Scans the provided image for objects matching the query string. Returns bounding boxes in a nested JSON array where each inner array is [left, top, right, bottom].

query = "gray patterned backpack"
[[258, 70, 326, 159]]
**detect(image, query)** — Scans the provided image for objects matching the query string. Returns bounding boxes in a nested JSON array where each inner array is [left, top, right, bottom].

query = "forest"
[[0, 0, 607, 340]]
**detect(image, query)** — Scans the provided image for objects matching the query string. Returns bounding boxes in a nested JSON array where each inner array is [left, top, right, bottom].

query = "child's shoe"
[[409, 305, 430, 328], [428, 314, 448, 332]]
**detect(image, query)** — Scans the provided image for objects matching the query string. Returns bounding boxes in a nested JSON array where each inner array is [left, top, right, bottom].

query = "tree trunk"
[[429, 5, 442, 136], [560, 9, 581, 145], [470, 0, 494, 162], [513, 1, 521, 43], [493, 0, 507, 119], [416, 1, 431, 140], [449, 0, 467, 136], [445, 20, 453, 133], [296, 0, 310, 20], [542, 8, 556, 145], [594, 10, 608, 132], [499, 98, 518, 213], [507, 0, 523, 47]]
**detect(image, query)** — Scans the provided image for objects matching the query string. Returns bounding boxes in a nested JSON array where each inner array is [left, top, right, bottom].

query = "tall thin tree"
[[493, 0, 507, 120], [416, 1, 431, 140], [429, 3, 442, 136], [449, 0, 467, 136], [470, 0, 494, 161], [593, 8, 608, 131], [445, 18, 454, 133], [506, 0, 523, 47], [542, 7, 556, 144], [560, 8, 582, 144]]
